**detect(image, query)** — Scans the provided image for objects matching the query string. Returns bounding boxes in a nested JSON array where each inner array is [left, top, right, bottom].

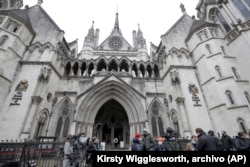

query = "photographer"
[[163, 127, 180, 151], [141, 129, 154, 151]]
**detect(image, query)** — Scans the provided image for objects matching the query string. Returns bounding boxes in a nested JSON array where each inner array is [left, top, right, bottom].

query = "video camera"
[[163, 127, 179, 140]]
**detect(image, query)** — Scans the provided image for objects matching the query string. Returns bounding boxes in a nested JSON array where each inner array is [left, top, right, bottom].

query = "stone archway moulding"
[[77, 80, 146, 124]]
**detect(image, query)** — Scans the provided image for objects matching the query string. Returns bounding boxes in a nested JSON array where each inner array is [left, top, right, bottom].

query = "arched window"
[[55, 105, 71, 138], [81, 62, 87, 76], [97, 59, 107, 71], [238, 118, 248, 134], [34, 112, 47, 139], [151, 117, 157, 137], [0, 35, 8, 46], [139, 64, 145, 77], [226, 90, 235, 105], [206, 44, 212, 54], [153, 64, 160, 78], [244, 91, 250, 104], [232, 0, 250, 19], [64, 62, 71, 76], [120, 59, 129, 72], [72, 62, 79, 76], [146, 64, 152, 78], [215, 65, 223, 78], [232, 67, 240, 79], [88, 62, 94, 76], [210, 8, 231, 32], [132, 64, 138, 77], [108, 59, 118, 71], [0, 0, 3, 9]]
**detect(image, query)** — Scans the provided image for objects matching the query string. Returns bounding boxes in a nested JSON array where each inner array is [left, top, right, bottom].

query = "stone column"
[[175, 97, 191, 138], [23, 96, 43, 136]]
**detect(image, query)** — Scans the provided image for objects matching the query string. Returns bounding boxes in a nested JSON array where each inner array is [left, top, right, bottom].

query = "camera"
[[163, 127, 179, 140]]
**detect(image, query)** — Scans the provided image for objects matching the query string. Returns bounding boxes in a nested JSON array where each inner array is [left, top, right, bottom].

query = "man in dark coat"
[[221, 131, 234, 151], [195, 128, 217, 151], [207, 130, 224, 151], [234, 131, 250, 151]]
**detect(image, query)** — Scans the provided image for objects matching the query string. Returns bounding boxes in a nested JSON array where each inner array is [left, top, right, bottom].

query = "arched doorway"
[[94, 99, 129, 149]]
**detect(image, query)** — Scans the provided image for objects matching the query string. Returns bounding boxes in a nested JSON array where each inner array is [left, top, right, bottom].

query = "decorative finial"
[[116, 5, 118, 13], [180, 3, 186, 14], [37, 0, 43, 5]]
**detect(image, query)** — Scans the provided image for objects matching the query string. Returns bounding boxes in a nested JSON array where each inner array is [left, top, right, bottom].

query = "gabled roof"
[[0, 8, 34, 34], [185, 19, 217, 42]]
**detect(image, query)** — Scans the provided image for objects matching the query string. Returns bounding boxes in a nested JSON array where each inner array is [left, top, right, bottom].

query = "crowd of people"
[[131, 128, 250, 151], [62, 133, 99, 167], [62, 128, 250, 166]]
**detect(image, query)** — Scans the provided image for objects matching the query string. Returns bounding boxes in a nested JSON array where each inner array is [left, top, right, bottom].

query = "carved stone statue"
[[15, 80, 29, 92], [188, 83, 199, 94], [170, 69, 180, 85], [39, 65, 52, 82]]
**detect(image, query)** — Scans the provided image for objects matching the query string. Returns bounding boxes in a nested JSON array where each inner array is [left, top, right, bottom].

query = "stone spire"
[[114, 12, 119, 31], [82, 21, 99, 53], [180, 3, 186, 14], [133, 24, 148, 61]]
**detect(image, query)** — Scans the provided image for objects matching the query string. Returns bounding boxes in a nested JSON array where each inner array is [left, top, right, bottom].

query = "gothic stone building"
[[1, 0, 250, 147]]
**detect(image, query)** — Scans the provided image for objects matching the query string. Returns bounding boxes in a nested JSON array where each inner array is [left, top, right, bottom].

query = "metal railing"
[[0, 139, 64, 167]]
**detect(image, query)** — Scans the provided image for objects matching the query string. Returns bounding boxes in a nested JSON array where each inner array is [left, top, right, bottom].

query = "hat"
[[135, 133, 141, 139], [222, 131, 226, 135], [143, 128, 147, 132], [158, 137, 165, 142]]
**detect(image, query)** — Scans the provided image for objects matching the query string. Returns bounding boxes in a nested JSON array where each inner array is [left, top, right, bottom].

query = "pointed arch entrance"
[[94, 99, 129, 148], [77, 79, 147, 148]]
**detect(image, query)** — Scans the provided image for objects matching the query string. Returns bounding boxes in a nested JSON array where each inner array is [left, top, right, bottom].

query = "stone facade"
[[0, 0, 250, 147]]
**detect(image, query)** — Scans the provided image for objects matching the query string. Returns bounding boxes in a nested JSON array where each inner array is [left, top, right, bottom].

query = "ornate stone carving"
[[188, 83, 199, 94], [170, 69, 180, 85], [15, 80, 29, 93], [164, 98, 168, 107], [108, 36, 123, 50], [38, 65, 52, 82], [175, 97, 185, 105], [31, 96, 43, 104]]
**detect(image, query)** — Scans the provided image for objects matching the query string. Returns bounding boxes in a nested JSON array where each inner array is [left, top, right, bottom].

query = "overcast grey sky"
[[23, 0, 199, 50]]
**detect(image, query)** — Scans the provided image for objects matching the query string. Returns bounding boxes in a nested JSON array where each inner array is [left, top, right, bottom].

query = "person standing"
[[63, 134, 73, 167], [131, 133, 143, 151], [185, 135, 198, 151], [234, 131, 250, 151], [141, 129, 154, 151], [195, 128, 217, 151], [207, 130, 224, 151], [221, 131, 234, 151], [113, 137, 119, 149]]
